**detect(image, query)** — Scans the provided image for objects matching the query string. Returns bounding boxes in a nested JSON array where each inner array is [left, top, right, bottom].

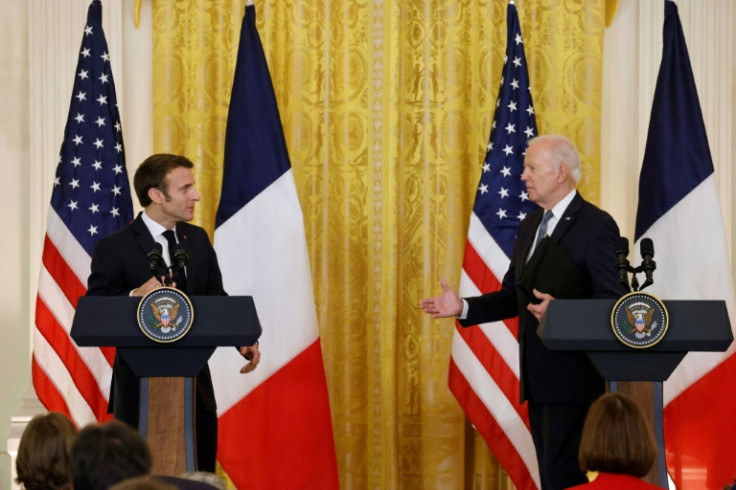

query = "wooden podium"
[[538, 299, 732, 488], [71, 295, 261, 475]]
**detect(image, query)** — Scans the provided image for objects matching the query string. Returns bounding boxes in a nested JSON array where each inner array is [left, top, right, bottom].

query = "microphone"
[[615, 236, 631, 292], [147, 244, 164, 273], [173, 248, 189, 271], [640, 238, 656, 290]]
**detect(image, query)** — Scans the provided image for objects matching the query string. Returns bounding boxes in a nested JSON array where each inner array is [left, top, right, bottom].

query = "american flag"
[[448, 2, 540, 489], [32, 0, 132, 428]]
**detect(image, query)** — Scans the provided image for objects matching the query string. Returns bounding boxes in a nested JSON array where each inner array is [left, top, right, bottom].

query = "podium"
[[71, 294, 261, 475], [538, 299, 732, 488]]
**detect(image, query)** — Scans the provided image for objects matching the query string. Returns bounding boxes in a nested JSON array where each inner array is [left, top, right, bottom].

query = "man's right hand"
[[419, 278, 463, 318], [131, 276, 165, 297]]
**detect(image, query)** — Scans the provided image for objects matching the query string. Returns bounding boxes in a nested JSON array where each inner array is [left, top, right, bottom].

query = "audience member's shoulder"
[[155, 475, 221, 490], [109, 475, 177, 490]]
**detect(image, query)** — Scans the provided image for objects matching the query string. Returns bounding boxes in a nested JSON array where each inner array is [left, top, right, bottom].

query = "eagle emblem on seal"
[[624, 305, 658, 339], [150, 301, 181, 333]]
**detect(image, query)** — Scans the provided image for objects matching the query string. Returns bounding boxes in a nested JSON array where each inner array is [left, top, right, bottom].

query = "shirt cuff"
[[458, 299, 469, 320]]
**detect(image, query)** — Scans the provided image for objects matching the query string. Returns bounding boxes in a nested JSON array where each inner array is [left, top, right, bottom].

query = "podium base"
[[139, 377, 196, 475], [610, 381, 667, 488]]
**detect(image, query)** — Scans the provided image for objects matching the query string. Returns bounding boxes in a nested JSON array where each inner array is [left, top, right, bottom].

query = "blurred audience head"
[[578, 392, 657, 477], [71, 420, 152, 490], [177, 471, 227, 489], [15, 412, 78, 490], [109, 475, 178, 490]]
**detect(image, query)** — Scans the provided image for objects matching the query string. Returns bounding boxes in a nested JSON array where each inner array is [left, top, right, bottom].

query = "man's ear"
[[148, 187, 164, 204], [557, 163, 569, 183]]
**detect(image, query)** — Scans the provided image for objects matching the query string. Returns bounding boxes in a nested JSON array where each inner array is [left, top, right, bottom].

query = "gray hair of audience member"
[[578, 392, 657, 477], [71, 420, 153, 490], [15, 412, 78, 490], [527, 134, 583, 184]]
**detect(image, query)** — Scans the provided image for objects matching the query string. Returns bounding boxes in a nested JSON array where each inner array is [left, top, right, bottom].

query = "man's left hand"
[[238, 343, 261, 374], [527, 288, 554, 321]]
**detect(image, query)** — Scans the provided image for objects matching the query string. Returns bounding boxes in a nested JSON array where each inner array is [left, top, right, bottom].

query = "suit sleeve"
[[204, 237, 227, 296], [459, 255, 519, 327], [586, 213, 628, 299], [87, 236, 128, 296]]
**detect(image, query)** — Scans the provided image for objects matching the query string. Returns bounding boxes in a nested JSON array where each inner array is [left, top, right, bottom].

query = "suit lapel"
[[515, 209, 543, 279], [132, 213, 157, 254], [549, 192, 583, 243]]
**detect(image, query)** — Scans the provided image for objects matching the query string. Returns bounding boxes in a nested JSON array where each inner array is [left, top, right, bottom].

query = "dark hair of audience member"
[[15, 412, 78, 490], [71, 420, 153, 490], [108, 475, 178, 490], [578, 392, 657, 477]]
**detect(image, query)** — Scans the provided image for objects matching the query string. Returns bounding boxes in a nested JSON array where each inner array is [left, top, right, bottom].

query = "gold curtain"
[[152, 0, 607, 488]]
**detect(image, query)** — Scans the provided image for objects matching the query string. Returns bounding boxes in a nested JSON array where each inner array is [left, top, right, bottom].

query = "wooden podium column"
[[140, 377, 196, 475], [612, 381, 664, 487]]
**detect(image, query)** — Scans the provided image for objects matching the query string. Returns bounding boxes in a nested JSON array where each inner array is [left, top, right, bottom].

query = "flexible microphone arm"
[[173, 248, 189, 273], [615, 236, 632, 292], [638, 238, 656, 291]]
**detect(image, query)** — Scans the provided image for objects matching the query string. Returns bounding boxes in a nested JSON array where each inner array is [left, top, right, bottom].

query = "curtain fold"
[[152, 0, 606, 487]]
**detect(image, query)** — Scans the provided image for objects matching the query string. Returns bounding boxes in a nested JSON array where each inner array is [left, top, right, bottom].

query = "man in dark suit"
[[420, 135, 626, 489], [87, 153, 261, 472]]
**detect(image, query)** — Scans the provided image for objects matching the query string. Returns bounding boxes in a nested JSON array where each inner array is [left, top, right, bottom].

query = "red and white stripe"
[[449, 213, 540, 490], [32, 208, 114, 427]]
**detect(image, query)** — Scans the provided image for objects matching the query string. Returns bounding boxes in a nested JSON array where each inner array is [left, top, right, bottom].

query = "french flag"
[[635, 2, 736, 488], [211, 3, 339, 488]]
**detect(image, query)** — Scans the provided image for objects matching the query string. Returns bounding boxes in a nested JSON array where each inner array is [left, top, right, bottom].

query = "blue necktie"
[[534, 210, 553, 249]]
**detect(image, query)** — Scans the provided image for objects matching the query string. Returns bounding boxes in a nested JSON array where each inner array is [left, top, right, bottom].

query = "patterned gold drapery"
[[152, 0, 607, 487]]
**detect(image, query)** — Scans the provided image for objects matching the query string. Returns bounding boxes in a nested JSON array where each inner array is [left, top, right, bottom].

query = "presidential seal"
[[137, 287, 194, 343], [610, 291, 669, 349]]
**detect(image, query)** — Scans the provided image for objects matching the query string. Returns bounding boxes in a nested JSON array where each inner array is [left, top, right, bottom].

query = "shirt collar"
[[547, 188, 577, 221], [141, 209, 175, 238]]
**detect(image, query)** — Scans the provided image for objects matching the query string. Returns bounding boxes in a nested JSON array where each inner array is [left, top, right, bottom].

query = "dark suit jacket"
[[86, 213, 226, 423], [461, 193, 626, 404]]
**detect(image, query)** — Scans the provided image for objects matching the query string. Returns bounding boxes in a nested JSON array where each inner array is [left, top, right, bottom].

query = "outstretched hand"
[[527, 288, 554, 321], [419, 278, 464, 319]]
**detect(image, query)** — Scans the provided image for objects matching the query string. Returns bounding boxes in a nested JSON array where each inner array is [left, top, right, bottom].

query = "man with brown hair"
[[87, 153, 260, 471]]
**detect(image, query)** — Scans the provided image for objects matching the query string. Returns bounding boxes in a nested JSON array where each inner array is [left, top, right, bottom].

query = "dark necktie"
[[163, 229, 187, 291], [534, 210, 553, 250]]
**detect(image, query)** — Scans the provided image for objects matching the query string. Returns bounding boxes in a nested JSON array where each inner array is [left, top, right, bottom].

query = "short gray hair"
[[528, 134, 582, 184]]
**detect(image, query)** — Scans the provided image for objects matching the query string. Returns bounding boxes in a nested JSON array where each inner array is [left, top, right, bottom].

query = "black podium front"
[[71, 295, 261, 475], [538, 298, 732, 488]]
